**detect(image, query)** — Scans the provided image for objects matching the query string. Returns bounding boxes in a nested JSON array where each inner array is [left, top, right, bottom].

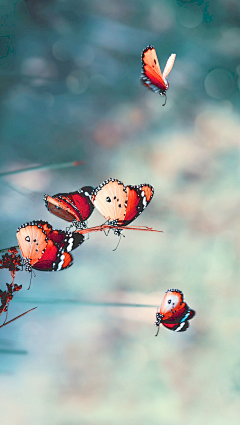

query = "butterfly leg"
[[103, 228, 110, 236], [2, 304, 9, 325], [155, 311, 162, 336], [27, 270, 35, 290], [162, 93, 167, 106], [112, 230, 125, 251]]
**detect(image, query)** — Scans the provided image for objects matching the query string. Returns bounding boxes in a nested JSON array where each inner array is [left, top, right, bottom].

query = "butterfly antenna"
[[162, 94, 167, 106], [112, 232, 125, 251], [3, 305, 9, 325], [27, 270, 35, 290], [155, 326, 160, 337], [112, 234, 121, 251], [103, 227, 110, 236]]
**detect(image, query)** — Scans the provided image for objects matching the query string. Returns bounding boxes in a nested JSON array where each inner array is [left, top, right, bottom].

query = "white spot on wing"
[[175, 322, 185, 332], [67, 237, 74, 252], [57, 253, 65, 271]]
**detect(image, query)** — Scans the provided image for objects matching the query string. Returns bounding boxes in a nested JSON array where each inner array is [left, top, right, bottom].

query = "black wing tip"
[[166, 288, 184, 296], [141, 45, 155, 63], [17, 220, 52, 233], [189, 308, 196, 319], [43, 193, 50, 210], [79, 186, 94, 193]]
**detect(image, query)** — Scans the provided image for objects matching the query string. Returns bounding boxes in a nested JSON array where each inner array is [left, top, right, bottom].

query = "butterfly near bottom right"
[[155, 289, 195, 336]]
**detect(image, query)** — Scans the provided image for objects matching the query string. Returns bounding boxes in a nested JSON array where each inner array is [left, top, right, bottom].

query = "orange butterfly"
[[91, 178, 154, 228], [141, 45, 176, 105], [16, 220, 84, 272], [155, 289, 195, 336]]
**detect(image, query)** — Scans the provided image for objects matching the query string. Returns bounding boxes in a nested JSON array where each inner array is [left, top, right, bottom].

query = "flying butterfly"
[[44, 186, 94, 229], [141, 45, 176, 105], [91, 178, 154, 236], [155, 289, 195, 336], [16, 220, 85, 272]]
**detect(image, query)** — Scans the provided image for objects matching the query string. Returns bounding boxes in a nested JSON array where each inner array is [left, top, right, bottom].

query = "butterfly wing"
[[47, 229, 85, 252], [17, 221, 48, 266], [91, 178, 127, 225], [65, 186, 94, 222], [44, 186, 94, 224], [44, 194, 78, 222], [33, 240, 73, 271], [121, 184, 154, 226], [34, 220, 53, 235], [141, 45, 167, 93], [162, 308, 195, 332], [162, 54, 176, 80]]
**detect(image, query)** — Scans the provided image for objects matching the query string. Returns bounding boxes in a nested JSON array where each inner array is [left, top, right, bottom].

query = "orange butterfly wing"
[[141, 46, 167, 92], [17, 222, 48, 265], [121, 184, 154, 226], [33, 240, 73, 271], [91, 179, 127, 224]]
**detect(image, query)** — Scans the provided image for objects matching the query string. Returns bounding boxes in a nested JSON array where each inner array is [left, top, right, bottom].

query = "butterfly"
[[44, 186, 94, 229], [91, 178, 154, 235], [155, 289, 195, 336], [141, 45, 176, 105], [16, 220, 85, 272]]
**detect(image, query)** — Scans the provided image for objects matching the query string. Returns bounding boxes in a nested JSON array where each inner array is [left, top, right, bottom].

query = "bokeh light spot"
[[177, 5, 203, 28], [204, 69, 235, 99]]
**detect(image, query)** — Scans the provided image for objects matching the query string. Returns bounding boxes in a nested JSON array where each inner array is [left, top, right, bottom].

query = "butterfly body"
[[155, 289, 195, 335], [141, 45, 176, 105], [91, 178, 154, 229]]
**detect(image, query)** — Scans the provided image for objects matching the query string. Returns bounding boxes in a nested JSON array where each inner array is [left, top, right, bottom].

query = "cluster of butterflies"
[[15, 47, 194, 335], [16, 178, 154, 273]]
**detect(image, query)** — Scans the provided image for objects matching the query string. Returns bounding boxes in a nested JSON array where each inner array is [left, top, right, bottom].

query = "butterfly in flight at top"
[[91, 178, 154, 236], [141, 45, 176, 106], [155, 289, 195, 336]]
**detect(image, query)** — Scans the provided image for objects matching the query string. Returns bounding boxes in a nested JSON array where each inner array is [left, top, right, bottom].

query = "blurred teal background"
[[0, 0, 240, 424]]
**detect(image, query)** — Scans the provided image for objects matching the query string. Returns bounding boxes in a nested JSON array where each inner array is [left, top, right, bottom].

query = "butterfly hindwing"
[[66, 186, 94, 222], [162, 53, 176, 79], [32, 240, 73, 271], [123, 184, 154, 225], [162, 308, 195, 332], [47, 229, 85, 252]]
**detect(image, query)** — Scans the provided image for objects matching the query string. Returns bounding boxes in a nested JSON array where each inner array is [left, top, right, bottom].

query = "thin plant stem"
[[0, 225, 162, 254], [0, 160, 84, 178], [0, 307, 37, 329], [12, 298, 159, 308]]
